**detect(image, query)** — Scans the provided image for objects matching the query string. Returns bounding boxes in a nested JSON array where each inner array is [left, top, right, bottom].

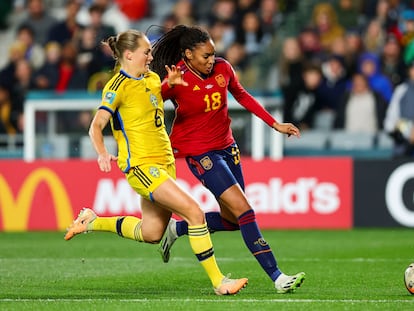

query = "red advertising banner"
[[0, 157, 353, 231]]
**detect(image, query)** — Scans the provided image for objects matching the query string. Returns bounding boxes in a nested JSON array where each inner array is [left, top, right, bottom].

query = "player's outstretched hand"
[[97, 152, 118, 172], [273, 122, 301, 138], [165, 65, 188, 87]]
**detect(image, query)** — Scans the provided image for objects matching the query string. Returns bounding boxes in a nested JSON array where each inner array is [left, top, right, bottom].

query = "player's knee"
[[183, 204, 205, 226]]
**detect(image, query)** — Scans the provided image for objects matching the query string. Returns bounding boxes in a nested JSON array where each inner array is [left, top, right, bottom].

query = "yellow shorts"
[[126, 162, 176, 201]]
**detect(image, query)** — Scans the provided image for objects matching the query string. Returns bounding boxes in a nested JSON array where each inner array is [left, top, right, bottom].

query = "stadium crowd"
[[1, 0, 414, 156]]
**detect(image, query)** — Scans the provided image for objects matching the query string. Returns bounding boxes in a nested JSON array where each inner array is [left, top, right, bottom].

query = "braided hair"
[[151, 25, 211, 79]]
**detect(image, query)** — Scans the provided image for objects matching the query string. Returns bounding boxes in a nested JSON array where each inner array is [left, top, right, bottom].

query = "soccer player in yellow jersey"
[[64, 29, 248, 296]]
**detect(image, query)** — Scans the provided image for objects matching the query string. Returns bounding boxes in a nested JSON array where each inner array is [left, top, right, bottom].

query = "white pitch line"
[[0, 298, 413, 303]]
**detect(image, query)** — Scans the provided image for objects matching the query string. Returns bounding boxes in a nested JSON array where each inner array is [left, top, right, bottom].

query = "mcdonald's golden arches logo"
[[0, 168, 74, 231]]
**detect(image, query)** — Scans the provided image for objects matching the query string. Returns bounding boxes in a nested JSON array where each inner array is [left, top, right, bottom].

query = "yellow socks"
[[90, 216, 144, 242], [188, 223, 224, 288]]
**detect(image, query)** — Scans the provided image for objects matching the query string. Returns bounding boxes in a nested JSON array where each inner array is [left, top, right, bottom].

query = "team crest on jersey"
[[103, 91, 116, 104], [200, 156, 213, 170], [215, 74, 226, 87], [149, 166, 160, 178], [150, 94, 158, 107]]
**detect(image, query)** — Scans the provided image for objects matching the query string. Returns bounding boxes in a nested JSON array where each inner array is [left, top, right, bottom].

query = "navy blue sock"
[[238, 209, 281, 281], [175, 212, 239, 236]]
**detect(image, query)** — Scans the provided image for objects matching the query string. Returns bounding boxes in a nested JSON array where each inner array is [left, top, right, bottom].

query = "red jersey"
[[161, 57, 276, 158]]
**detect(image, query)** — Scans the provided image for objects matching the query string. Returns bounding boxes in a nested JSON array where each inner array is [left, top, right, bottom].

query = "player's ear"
[[125, 50, 133, 61], [185, 49, 193, 60]]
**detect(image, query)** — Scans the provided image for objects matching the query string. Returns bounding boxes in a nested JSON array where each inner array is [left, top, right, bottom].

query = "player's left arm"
[[227, 63, 300, 138]]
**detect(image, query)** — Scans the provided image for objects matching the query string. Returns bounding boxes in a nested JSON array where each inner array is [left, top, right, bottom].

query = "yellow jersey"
[[99, 70, 174, 173]]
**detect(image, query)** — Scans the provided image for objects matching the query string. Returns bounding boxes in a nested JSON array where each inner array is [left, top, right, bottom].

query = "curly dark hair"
[[150, 24, 211, 79]]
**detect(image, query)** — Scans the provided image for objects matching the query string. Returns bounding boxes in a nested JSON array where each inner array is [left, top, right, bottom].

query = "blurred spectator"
[[208, 20, 235, 56], [362, 19, 387, 55], [297, 27, 323, 63], [343, 30, 364, 78], [278, 37, 305, 123], [86, 3, 116, 45], [55, 41, 88, 93], [362, 0, 401, 37], [32, 41, 61, 90], [16, 24, 45, 70], [313, 54, 348, 129], [224, 42, 248, 75], [380, 34, 407, 87], [0, 40, 27, 90], [17, 0, 58, 45], [235, 11, 270, 60], [311, 2, 345, 51], [0, 58, 32, 135], [334, 0, 362, 31], [384, 61, 414, 157], [223, 41, 257, 88], [334, 72, 387, 134], [55, 41, 88, 132], [77, 0, 130, 33], [358, 52, 394, 103], [114, 0, 149, 22], [47, 0, 82, 45], [257, 0, 282, 37], [205, 0, 237, 26], [290, 62, 323, 129], [235, 0, 260, 23], [399, 9, 414, 47], [76, 26, 102, 78], [170, 0, 196, 26]]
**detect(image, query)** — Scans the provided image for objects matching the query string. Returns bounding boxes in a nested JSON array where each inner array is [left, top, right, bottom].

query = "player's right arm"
[[89, 109, 118, 172]]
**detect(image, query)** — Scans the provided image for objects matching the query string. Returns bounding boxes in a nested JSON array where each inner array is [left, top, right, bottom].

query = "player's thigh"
[[152, 178, 205, 225]]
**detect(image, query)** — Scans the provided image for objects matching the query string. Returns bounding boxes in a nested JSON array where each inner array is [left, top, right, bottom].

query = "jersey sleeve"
[[99, 86, 121, 114], [226, 61, 277, 127]]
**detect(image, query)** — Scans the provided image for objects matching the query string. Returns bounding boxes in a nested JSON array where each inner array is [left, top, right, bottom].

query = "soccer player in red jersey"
[[151, 25, 305, 293]]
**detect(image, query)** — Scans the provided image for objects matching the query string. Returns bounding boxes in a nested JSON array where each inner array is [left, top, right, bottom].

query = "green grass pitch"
[[1, 229, 414, 311]]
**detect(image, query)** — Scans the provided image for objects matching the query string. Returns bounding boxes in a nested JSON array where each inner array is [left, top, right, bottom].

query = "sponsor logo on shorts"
[[200, 156, 213, 170]]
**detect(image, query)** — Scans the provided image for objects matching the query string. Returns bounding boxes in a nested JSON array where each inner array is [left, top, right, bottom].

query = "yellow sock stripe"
[[188, 224, 209, 237], [134, 221, 144, 242]]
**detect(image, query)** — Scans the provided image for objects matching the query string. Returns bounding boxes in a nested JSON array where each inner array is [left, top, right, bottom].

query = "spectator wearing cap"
[[384, 60, 414, 157]]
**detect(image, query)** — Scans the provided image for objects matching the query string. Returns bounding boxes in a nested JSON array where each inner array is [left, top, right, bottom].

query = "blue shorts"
[[185, 143, 245, 198]]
